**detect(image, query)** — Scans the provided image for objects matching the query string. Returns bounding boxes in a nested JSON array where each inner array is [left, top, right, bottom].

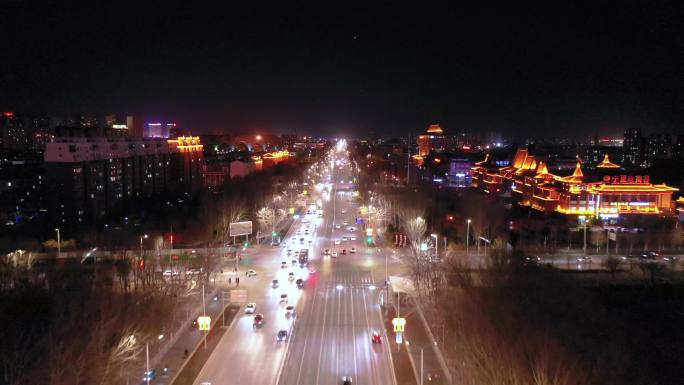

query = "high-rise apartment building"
[[44, 136, 203, 228], [1, 112, 28, 151], [622, 128, 643, 166], [644, 133, 673, 166]]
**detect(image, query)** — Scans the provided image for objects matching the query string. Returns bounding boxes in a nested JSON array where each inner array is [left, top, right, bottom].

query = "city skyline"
[[3, 3, 684, 138]]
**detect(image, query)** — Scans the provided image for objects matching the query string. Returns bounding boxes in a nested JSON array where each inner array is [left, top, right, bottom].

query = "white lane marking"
[[314, 284, 331, 385], [350, 272, 359, 382], [360, 272, 379, 385], [293, 281, 317, 385]]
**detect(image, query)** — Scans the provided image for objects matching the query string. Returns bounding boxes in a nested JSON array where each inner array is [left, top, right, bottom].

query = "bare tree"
[[602, 256, 622, 281]]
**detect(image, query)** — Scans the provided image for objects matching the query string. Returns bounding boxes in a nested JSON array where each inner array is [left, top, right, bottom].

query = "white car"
[[350, 247, 356, 253], [331, 252, 338, 258], [245, 303, 256, 314], [335, 224, 341, 229], [350, 236, 356, 241], [343, 221, 349, 226], [342, 236, 348, 241], [285, 305, 296, 317], [334, 239, 341, 245], [246, 269, 257, 277], [324, 248, 331, 255]]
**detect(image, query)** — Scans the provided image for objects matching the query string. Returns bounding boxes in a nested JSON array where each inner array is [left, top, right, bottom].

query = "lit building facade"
[[45, 136, 203, 227], [418, 124, 445, 156], [472, 148, 678, 222], [622, 128, 644, 166]]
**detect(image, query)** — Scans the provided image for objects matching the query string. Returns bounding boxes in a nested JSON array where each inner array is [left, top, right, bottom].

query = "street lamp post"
[[202, 284, 207, 350], [406, 341, 434, 385], [466, 219, 471, 256], [145, 343, 150, 385], [583, 218, 589, 254], [430, 234, 438, 260], [140, 234, 148, 258], [54, 228, 61, 258]]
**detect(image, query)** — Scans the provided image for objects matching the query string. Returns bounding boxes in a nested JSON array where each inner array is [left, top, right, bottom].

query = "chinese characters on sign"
[[602, 175, 650, 185]]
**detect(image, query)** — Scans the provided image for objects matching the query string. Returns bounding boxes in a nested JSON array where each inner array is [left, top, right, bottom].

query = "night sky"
[[2, 2, 684, 139]]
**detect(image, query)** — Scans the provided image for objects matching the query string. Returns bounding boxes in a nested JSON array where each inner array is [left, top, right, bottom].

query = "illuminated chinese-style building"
[[418, 124, 445, 156], [261, 150, 292, 168], [472, 148, 678, 221]]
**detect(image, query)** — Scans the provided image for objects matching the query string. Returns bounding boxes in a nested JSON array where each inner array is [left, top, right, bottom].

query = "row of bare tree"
[[0, 249, 197, 385]]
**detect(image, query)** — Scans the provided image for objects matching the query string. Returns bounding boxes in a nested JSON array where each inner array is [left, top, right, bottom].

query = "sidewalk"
[[170, 305, 240, 385], [382, 303, 416, 385], [141, 287, 226, 385], [383, 296, 449, 385]]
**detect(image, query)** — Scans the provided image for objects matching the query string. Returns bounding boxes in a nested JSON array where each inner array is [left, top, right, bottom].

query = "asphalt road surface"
[[193, 142, 396, 385]]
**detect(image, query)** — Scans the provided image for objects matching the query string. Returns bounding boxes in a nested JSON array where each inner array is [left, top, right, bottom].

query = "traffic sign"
[[392, 317, 406, 332], [395, 332, 403, 344], [198, 316, 211, 331]]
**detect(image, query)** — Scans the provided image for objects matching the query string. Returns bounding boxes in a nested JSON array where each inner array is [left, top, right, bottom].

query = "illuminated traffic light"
[[138, 259, 145, 271]]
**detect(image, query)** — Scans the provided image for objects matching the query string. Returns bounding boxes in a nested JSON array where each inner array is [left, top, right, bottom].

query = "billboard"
[[230, 221, 253, 237]]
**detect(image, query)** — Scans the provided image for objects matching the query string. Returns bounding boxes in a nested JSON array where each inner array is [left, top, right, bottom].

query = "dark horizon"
[[2, 3, 684, 139]]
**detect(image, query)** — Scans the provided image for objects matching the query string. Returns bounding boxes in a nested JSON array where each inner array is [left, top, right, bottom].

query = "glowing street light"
[[466, 219, 471, 256]]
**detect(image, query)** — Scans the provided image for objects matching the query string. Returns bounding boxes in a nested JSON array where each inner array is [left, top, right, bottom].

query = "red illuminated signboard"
[[602, 175, 650, 185]]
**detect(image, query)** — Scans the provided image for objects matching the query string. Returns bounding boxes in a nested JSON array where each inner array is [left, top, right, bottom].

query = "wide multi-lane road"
[[193, 143, 396, 385], [278, 164, 395, 385]]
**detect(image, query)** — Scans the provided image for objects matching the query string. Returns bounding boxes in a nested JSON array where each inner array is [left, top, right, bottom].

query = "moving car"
[[350, 236, 356, 241], [324, 248, 331, 255], [280, 294, 289, 303], [335, 224, 341, 229], [143, 369, 157, 382], [577, 256, 592, 262], [277, 330, 288, 342], [350, 247, 356, 253], [246, 269, 257, 277], [342, 376, 353, 385], [334, 239, 341, 245], [272, 279, 279, 288], [281, 261, 288, 268], [296, 278, 304, 288], [640, 251, 660, 259], [245, 303, 256, 314], [331, 252, 338, 258], [371, 330, 382, 343], [288, 272, 295, 281], [342, 249, 347, 255], [253, 313, 264, 327], [285, 305, 296, 317]]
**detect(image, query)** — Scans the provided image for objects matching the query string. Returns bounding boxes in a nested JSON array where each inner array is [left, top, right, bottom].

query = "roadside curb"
[[168, 304, 240, 385]]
